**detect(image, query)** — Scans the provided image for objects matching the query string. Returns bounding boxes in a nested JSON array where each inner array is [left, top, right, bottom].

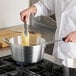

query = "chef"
[[20, 0, 76, 59]]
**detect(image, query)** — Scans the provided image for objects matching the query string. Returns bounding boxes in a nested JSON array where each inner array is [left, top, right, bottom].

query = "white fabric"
[[34, 0, 76, 59], [34, 0, 55, 17]]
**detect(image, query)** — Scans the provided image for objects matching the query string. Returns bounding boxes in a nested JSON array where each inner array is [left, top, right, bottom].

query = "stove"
[[0, 55, 63, 76]]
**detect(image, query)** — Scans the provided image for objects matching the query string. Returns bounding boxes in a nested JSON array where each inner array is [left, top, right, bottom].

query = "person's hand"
[[64, 31, 76, 42], [20, 8, 30, 22], [20, 6, 37, 22]]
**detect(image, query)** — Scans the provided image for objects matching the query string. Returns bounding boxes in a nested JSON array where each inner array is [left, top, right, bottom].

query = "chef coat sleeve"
[[34, 0, 55, 17]]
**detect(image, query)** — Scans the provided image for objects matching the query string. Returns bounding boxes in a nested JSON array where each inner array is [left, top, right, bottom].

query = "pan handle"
[[44, 41, 54, 45], [3, 38, 11, 45], [43, 39, 65, 46]]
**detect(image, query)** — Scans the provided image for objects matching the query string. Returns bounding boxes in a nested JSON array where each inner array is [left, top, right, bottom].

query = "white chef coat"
[[34, 0, 76, 59]]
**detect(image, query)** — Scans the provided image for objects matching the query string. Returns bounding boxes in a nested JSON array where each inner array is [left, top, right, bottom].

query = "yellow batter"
[[21, 30, 41, 46], [21, 31, 29, 46]]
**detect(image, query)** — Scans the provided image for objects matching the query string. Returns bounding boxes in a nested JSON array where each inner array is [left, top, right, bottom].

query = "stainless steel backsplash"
[[30, 0, 56, 29]]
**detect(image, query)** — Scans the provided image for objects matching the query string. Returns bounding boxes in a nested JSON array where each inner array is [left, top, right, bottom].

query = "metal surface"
[[62, 58, 76, 76], [0, 46, 63, 66], [30, 20, 55, 42], [31, 20, 56, 55], [62, 58, 76, 68], [4, 36, 46, 63], [24, 22, 28, 36]]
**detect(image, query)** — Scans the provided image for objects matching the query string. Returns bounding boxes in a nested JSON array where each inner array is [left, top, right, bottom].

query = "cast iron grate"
[[0, 55, 63, 76]]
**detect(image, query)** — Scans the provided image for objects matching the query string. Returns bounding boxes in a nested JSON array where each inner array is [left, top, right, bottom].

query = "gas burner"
[[15, 59, 44, 66], [16, 62, 26, 66], [0, 55, 63, 76]]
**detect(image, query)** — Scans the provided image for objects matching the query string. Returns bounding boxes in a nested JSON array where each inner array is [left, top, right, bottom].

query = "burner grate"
[[0, 65, 17, 72], [0, 69, 6, 74], [0, 60, 5, 66], [0, 55, 63, 76]]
